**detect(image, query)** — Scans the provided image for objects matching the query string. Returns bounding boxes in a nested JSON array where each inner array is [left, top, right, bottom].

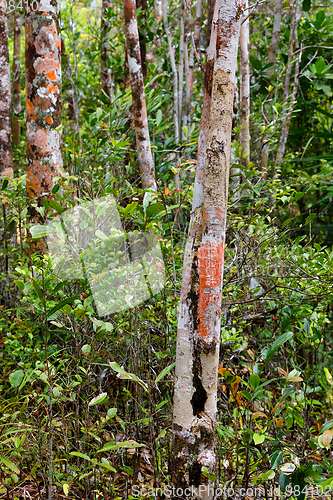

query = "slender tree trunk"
[[136, 0, 147, 80], [124, 0, 156, 190], [239, 0, 250, 166], [268, 0, 282, 67], [275, 0, 300, 167], [178, 0, 185, 136], [154, 0, 162, 21], [25, 0, 63, 210], [0, 0, 14, 178], [172, 0, 243, 497], [61, 37, 79, 130], [275, 0, 299, 166], [101, 0, 115, 99], [12, 12, 22, 171], [187, 0, 202, 135], [162, 0, 179, 143], [260, 0, 283, 171]]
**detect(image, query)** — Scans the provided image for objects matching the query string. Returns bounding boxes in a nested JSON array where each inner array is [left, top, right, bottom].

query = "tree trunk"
[[260, 0, 283, 171], [101, 0, 115, 99], [275, 0, 299, 167], [187, 0, 202, 135], [162, 0, 179, 143], [275, 0, 300, 167], [12, 12, 22, 171], [136, 0, 147, 80], [124, 0, 156, 190], [25, 0, 63, 208], [172, 0, 243, 497], [0, 0, 14, 178], [239, 0, 250, 166]]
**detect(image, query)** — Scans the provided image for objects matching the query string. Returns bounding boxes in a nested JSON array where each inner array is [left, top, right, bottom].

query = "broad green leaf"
[[63, 483, 69, 497], [70, 452, 91, 461], [47, 295, 80, 319], [88, 392, 108, 407], [321, 419, 333, 433], [253, 433, 265, 445], [279, 472, 290, 491], [49, 199, 64, 213], [156, 109, 163, 126], [271, 331, 293, 350], [0, 456, 20, 473], [249, 373, 260, 389], [271, 450, 283, 469], [14, 280, 24, 292], [154, 362, 175, 386], [81, 344, 91, 354], [9, 370, 24, 388], [107, 408, 117, 418], [109, 362, 149, 392], [98, 440, 144, 453], [201, 466, 216, 482], [32, 280, 44, 304]]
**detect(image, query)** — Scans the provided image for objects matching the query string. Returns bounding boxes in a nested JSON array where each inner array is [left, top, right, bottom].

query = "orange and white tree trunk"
[[101, 0, 114, 99], [0, 0, 14, 178], [172, 0, 243, 497], [124, 0, 156, 190], [239, 0, 250, 166], [25, 0, 62, 206]]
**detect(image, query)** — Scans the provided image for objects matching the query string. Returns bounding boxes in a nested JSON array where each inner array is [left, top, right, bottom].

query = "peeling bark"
[[172, 0, 243, 497], [239, 0, 250, 166], [13, 12, 22, 169], [124, 0, 156, 190], [101, 0, 115, 99], [25, 0, 63, 206], [0, 0, 14, 178]]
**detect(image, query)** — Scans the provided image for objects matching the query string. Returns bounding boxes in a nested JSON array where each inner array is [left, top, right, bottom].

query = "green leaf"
[[14, 280, 24, 292], [47, 295, 80, 319], [295, 192, 304, 201], [279, 472, 291, 491], [107, 408, 117, 418], [49, 199, 64, 213], [0, 456, 20, 473], [98, 440, 144, 453], [88, 392, 108, 407], [9, 370, 25, 388], [154, 362, 175, 386], [81, 344, 91, 354], [249, 373, 260, 389], [280, 463, 296, 474], [302, 0, 311, 11], [321, 419, 333, 433], [69, 452, 91, 461], [63, 483, 69, 497], [156, 109, 163, 126], [271, 450, 283, 469], [271, 331, 293, 350], [32, 280, 44, 304], [253, 433, 265, 445], [201, 466, 216, 482], [109, 362, 149, 392]]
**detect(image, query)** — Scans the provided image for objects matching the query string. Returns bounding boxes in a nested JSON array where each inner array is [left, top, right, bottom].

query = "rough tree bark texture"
[[101, 0, 115, 99], [275, 0, 299, 167], [13, 12, 22, 168], [260, 0, 283, 171], [239, 0, 250, 166], [0, 0, 14, 178], [172, 0, 243, 497], [25, 0, 63, 205], [124, 0, 156, 190]]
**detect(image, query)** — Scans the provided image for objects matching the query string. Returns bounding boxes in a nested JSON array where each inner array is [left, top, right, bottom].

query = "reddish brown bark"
[[25, 0, 63, 206], [0, 0, 14, 178], [124, 0, 156, 190]]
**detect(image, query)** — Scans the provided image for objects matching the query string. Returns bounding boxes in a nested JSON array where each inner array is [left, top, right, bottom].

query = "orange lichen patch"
[[27, 161, 54, 198], [197, 241, 224, 339], [47, 83, 58, 94], [45, 117, 53, 125], [34, 58, 60, 80], [26, 98, 36, 118]]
